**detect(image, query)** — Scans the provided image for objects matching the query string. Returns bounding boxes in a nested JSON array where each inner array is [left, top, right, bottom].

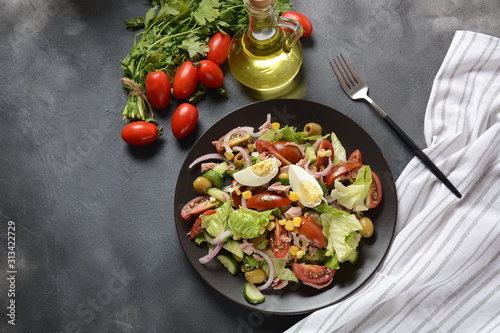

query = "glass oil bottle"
[[228, 0, 303, 91]]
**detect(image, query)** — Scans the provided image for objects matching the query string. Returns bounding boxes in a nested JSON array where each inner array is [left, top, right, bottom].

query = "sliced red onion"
[[199, 241, 224, 264], [253, 249, 275, 291], [304, 156, 333, 178], [312, 138, 323, 151], [189, 153, 226, 169], [222, 127, 260, 153], [203, 230, 232, 245], [232, 146, 252, 168]]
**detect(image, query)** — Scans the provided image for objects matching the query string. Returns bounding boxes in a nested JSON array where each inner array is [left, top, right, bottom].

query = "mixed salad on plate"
[[180, 114, 382, 304]]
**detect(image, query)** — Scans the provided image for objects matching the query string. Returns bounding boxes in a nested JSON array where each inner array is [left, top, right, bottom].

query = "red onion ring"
[[253, 249, 275, 291], [204, 230, 232, 245], [222, 127, 260, 153], [304, 156, 333, 178], [189, 153, 226, 169], [199, 241, 224, 264]]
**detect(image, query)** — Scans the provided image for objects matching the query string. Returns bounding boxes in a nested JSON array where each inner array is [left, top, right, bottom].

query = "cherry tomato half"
[[171, 103, 198, 139], [292, 263, 335, 285], [207, 32, 231, 66], [324, 161, 362, 187], [298, 216, 327, 249], [173, 61, 198, 99], [145, 71, 171, 109], [366, 171, 383, 209], [273, 141, 303, 164], [347, 149, 363, 164], [181, 196, 218, 220], [269, 220, 290, 259], [198, 60, 224, 89], [282, 11, 313, 37], [189, 209, 216, 239], [121, 121, 159, 146], [245, 192, 292, 211]]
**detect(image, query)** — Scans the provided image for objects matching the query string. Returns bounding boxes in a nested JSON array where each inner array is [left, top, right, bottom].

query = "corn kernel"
[[267, 221, 276, 231], [289, 191, 299, 201], [278, 219, 287, 226], [285, 220, 295, 231], [247, 144, 255, 153], [296, 250, 305, 259], [209, 197, 217, 203], [289, 245, 300, 256], [302, 241, 310, 248], [278, 173, 289, 179], [292, 217, 302, 227], [224, 152, 234, 160], [234, 187, 241, 195], [271, 122, 280, 129], [242, 190, 252, 199], [259, 226, 266, 234]]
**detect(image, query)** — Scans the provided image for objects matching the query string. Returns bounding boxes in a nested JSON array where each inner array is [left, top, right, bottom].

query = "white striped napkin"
[[286, 31, 500, 333]]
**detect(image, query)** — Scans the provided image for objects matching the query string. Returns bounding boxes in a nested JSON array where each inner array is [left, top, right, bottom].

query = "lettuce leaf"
[[201, 201, 232, 237], [330, 132, 346, 166], [262, 251, 298, 283], [320, 209, 362, 262], [329, 165, 372, 212], [227, 207, 270, 239]]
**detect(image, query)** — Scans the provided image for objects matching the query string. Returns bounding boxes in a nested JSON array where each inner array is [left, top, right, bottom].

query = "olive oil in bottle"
[[228, 0, 303, 91]]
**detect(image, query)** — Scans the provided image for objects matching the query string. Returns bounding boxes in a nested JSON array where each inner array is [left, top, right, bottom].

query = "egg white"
[[288, 165, 324, 208], [232, 157, 279, 186]]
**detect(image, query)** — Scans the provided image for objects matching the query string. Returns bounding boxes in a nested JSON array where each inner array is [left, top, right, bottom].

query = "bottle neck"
[[245, 0, 278, 41]]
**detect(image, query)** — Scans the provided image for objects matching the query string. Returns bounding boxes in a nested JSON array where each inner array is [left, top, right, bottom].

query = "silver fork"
[[330, 55, 462, 199]]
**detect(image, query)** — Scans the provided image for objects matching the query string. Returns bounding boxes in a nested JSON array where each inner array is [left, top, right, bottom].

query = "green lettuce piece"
[[262, 251, 298, 283], [201, 201, 232, 238], [227, 207, 270, 239], [258, 126, 323, 144], [329, 166, 372, 212], [321, 209, 362, 262], [330, 132, 346, 165]]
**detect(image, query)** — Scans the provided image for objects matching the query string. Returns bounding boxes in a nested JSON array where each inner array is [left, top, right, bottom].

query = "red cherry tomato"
[[313, 139, 334, 170], [145, 71, 171, 109], [324, 161, 362, 187], [173, 61, 198, 99], [269, 220, 290, 259], [207, 32, 231, 66], [181, 196, 218, 220], [198, 60, 224, 89], [282, 11, 313, 37], [292, 263, 335, 285], [347, 149, 363, 164], [171, 103, 198, 139], [273, 141, 303, 164], [121, 121, 159, 146], [245, 192, 292, 211], [298, 216, 327, 249], [366, 171, 383, 209], [189, 209, 216, 239]]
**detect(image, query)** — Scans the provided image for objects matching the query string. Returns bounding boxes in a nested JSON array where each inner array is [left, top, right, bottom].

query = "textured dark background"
[[1, 0, 499, 332]]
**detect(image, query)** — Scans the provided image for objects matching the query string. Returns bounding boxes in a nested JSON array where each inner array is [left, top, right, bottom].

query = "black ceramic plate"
[[174, 99, 397, 315]]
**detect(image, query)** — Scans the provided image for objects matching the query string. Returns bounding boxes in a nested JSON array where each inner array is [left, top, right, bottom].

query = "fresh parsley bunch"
[[120, 0, 292, 122]]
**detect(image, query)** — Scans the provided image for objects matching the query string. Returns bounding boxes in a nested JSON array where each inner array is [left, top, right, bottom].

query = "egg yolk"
[[250, 159, 274, 177], [300, 181, 322, 206]]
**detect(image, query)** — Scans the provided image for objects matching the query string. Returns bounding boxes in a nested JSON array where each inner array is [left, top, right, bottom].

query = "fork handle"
[[381, 114, 462, 198]]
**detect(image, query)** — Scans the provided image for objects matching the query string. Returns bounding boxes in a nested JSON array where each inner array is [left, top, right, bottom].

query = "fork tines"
[[330, 54, 362, 91]]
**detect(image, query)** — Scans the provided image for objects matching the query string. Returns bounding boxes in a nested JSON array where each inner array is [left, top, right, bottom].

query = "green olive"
[[359, 217, 374, 238], [244, 268, 267, 284], [193, 176, 212, 194], [304, 122, 323, 136], [233, 152, 245, 169]]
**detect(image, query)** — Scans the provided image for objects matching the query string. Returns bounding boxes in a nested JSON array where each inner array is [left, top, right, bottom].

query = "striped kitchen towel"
[[286, 30, 500, 333]]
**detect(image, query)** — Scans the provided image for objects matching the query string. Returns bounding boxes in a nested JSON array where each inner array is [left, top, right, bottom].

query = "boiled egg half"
[[233, 157, 279, 186], [288, 165, 324, 208]]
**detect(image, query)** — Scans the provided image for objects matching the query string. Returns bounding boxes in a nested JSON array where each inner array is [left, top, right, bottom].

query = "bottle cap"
[[249, 0, 273, 8]]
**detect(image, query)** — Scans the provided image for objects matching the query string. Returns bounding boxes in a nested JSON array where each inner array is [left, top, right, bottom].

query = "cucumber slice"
[[207, 188, 228, 202], [202, 169, 224, 189], [243, 282, 265, 304], [223, 240, 244, 258], [216, 252, 239, 275], [212, 161, 229, 175]]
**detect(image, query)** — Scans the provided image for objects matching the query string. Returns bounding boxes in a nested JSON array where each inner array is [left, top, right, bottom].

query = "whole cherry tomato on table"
[[197, 60, 224, 88], [282, 11, 313, 37], [171, 103, 198, 139], [121, 121, 160, 146], [173, 61, 198, 99], [145, 71, 171, 109], [207, 32, 231, 66]]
